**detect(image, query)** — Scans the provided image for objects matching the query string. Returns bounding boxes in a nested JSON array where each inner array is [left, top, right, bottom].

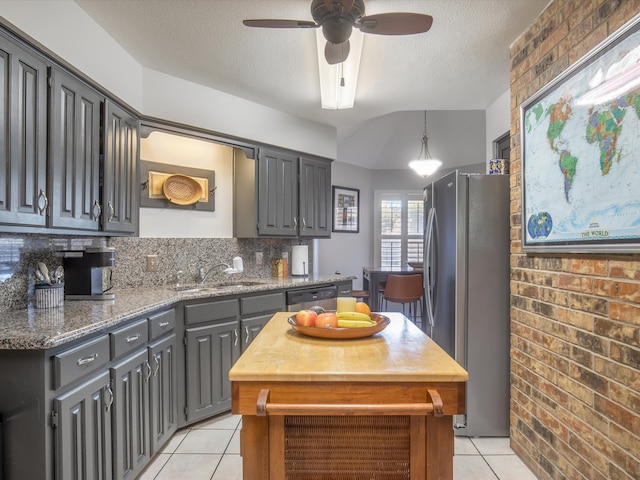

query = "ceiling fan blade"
[[325, 40, 350, 65], [358, 13, 433, 35], [243, 19, 318, 29], [323, 0, 354, 14]]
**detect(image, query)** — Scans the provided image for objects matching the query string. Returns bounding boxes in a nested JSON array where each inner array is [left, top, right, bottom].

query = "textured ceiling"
[[74, 0, 549, 133]]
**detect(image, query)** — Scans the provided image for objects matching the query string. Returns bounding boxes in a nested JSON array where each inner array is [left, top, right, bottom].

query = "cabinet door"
[[53, 371, 113, 480], [0, 34, 48, 227], [103, 99, 139, 234], [257, 148, 298, 236], [241, 313, 271, 351], [110, 349, 150, 480], [299, 157, 332, 237], [49, 67, 102, 230], [148, 334, 178, 455], [185, 321, 240, 423]]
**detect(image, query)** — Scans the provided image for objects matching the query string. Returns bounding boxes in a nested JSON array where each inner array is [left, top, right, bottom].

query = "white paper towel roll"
[[291, 245, 309, 276]]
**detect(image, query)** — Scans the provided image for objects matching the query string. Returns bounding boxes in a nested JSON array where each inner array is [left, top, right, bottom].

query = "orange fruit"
[[355, 302, 371, 316]]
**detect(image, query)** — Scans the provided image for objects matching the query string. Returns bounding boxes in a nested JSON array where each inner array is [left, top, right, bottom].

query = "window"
[[374, 191, 424, 269]]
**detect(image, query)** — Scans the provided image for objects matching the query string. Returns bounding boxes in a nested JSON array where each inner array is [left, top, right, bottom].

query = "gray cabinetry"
[[240, 292, 284, 350], [148, 333, 178, 454], [49, 67, 102, 231], [103, 99, 139, 234], [185, 299, 240, 423], [110, 348, 151, 480], [52, 371, 113, 480], [234, 147, 333, 238], [299, 156, 331, 238], [0, 32, 48, 228]]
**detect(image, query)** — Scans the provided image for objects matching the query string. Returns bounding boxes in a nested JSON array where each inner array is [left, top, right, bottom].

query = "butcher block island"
[[229, 311, 468, 480]]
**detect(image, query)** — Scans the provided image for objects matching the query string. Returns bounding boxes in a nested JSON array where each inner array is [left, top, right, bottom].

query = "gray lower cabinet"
[[239, 291, 285, 351], [148, 334, 178, 454], [52, 370, 113, 480], [185, 320, 240, 423], [110, 348, 151, 480], [241, 314, 271, 349]]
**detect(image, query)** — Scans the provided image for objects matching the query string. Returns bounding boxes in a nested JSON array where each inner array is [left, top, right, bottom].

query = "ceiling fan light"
[[316, 28, 363, 109], [409, 159, 443, 177]]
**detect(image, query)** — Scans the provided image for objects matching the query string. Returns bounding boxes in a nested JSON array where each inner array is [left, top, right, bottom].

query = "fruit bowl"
[[287, 313, 391, 339]]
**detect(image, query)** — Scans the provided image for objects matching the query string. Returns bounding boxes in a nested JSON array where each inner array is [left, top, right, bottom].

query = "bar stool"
[[381, 274, 423, 325]]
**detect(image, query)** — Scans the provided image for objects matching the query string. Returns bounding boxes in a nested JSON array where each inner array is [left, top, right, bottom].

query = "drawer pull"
[[256, 388, 444, 417], [245, 326, 250, 344], [125, 334, 141, 343], [234, 329, 239, 347], [105, 385, 114, 412], [158, 321, 170, 328], [77, 353, 98, 366]]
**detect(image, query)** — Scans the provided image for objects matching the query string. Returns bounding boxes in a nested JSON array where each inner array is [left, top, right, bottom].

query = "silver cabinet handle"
[[125, 334, 141, 343], [37, 189, 48, 215], [245, 326, 250, 344], [92, 200, 102, 221], [153, 355, 160, 376], [77, 353, 98, 366], [301, 217, 306, 231], [233, 329, 238, 347], [293, 217, 298, 230], [105, 385, 114, 412], [158, 321, 170, 328], [108, 200, 115, 222], [144, 360, 152, 383]]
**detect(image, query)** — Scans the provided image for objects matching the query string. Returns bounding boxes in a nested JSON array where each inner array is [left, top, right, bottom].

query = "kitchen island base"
[[230, 312, 468, 480]]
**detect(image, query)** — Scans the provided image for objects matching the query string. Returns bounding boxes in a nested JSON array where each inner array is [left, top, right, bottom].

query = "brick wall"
[[509, 1, 640, 479]]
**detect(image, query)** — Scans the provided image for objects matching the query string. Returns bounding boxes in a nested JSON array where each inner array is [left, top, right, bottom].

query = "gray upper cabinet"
[[49, 67, 102, 231], [234, 147, 333, 238], [299, 156, 331, 238], [257, 148, 299, 236], [0, 32, 48, 228], [103, 99, 139, 234]]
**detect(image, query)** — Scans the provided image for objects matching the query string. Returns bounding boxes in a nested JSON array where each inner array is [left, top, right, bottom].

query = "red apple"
[[315, 312, 338, 329], [295, 309, 317, 327]]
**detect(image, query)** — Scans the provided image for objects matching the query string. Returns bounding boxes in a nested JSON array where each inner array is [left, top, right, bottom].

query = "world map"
[[523, 25, 640, 248]]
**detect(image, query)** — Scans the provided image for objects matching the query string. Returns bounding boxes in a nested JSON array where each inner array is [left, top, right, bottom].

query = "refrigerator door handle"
[[424, 207, 436, 334]]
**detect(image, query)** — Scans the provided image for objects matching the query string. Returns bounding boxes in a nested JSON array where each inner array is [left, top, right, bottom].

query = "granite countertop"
[[0, 275, 353, 351], [230, 311, 469, 383]]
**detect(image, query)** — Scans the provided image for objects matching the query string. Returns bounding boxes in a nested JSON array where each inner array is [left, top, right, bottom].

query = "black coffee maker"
[[62, 247, 116, 300]]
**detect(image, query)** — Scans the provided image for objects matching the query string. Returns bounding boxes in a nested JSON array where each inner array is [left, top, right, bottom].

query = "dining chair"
[[381, 274, 424, 326]]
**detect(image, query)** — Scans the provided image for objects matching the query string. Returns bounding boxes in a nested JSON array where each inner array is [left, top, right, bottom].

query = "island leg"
[[240, 415, 269, 480], [425, 415, 454, 478]]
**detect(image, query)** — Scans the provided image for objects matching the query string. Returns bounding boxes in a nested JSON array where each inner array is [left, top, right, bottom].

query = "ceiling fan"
[[243, 0, 433, 65]]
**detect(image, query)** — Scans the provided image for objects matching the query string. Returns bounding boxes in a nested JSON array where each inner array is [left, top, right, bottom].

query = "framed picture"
[[332, 186, 359, 233], [520, 14, 640, 253]]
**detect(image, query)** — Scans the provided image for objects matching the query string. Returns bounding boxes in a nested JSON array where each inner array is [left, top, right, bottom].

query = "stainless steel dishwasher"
[[286, 285, 338, 311]]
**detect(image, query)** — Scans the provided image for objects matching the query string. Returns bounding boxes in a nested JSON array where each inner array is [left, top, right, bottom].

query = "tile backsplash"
[[0, 233, 311, 312]]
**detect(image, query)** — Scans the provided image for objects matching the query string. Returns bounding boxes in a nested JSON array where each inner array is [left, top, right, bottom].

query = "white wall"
[[315, 162, 373, 289], [139, 132, 235, 238], [485, 89, 511, 170]]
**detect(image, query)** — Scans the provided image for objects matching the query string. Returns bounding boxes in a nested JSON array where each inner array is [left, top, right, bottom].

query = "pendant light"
[[409, 111, 443, 177]]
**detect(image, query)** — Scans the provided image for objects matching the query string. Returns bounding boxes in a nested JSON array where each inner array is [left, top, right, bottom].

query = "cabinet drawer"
[[241, 292, 285, 316], [110, 318, 149, 359], [185, 299, 239, 325], [53, 335, 110, 389], [148, 309, 176, 340]]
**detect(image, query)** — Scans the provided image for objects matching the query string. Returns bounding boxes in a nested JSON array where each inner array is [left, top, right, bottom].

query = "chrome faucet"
[[198, 257, 244, 284]]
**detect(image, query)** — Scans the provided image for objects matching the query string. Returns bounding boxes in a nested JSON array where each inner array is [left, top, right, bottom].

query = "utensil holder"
[[35, 283, 64, 309]]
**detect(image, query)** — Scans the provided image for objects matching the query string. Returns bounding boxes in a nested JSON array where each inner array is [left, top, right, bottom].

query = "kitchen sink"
[[169, 280, 268, 293]]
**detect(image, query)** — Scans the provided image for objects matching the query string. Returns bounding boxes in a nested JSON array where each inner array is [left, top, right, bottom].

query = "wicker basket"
[[283, 415, 411, 479], [162, 174, 203, 205]]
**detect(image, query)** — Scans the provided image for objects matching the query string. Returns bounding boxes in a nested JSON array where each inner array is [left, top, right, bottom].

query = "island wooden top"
[[229, 312, 468, 383]]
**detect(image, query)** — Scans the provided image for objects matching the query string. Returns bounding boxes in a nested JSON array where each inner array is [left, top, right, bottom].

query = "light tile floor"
[[139, 412, 537, 479]]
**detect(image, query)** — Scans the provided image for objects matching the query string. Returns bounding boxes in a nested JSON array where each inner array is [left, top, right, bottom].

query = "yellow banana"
[[337, 319, 376, 328], [336, 311, 372, 321]]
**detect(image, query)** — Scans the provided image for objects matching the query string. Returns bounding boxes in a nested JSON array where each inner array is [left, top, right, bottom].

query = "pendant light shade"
[[409, 111, 442, 177]]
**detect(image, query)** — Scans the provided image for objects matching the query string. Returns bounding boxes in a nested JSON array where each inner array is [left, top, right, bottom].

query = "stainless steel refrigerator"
[[423, 171, 510, 437]]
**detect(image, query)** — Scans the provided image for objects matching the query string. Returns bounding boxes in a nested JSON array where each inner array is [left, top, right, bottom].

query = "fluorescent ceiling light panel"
[[316, 29, 363, 109]]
